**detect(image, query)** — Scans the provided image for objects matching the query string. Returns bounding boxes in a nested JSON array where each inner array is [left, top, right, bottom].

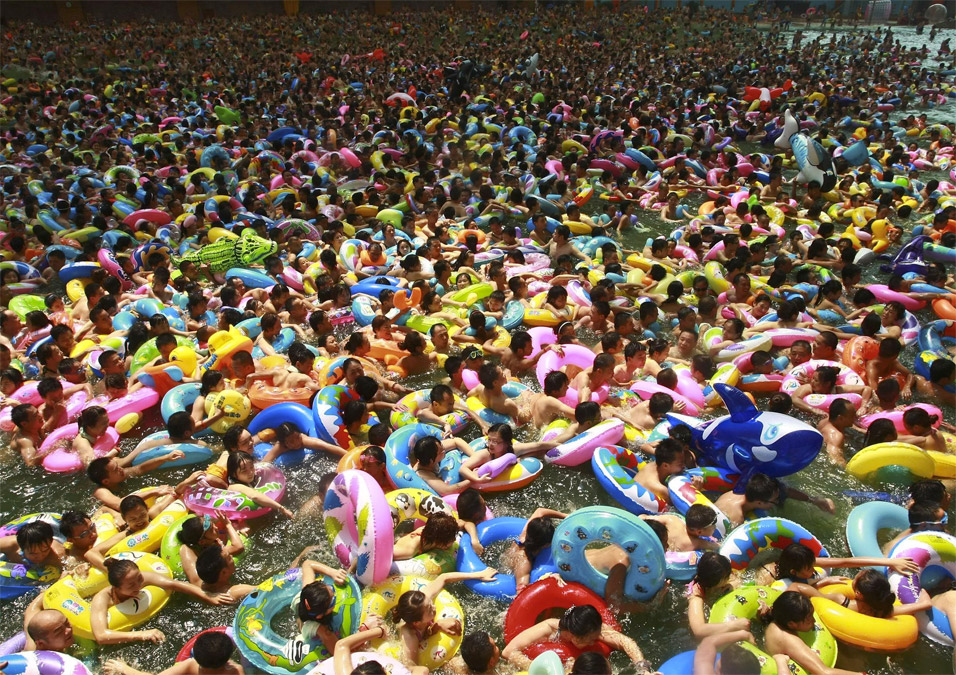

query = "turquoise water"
[[1, 23, 955, 675]]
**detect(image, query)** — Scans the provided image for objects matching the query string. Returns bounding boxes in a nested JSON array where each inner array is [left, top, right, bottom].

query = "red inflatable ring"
[[503, 577, 620, 661], [175, 626, 230, 662]]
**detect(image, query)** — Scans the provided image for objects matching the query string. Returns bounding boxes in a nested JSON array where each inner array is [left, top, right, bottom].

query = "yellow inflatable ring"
[[43, 551, 172, 640], [204, 390, 252, 433], [809, 582, 918, 652], [66, 278, 89, 304], [361, 575, 464, 669], [845, 442, 936, 481]]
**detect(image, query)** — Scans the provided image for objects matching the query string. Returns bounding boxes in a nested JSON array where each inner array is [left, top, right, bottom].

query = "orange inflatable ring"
[[842, 336, 879, 377], [337, 445, 368, 473], [503, 577, 620, 662], [367, 340, 408, 363], [360, 250, 388, 267], [393, 286, 421, 311], [698, 200, 717, 216], [932, 297, 956, 321], [247, 381, 314, 410], [456, 228, 486, 245]]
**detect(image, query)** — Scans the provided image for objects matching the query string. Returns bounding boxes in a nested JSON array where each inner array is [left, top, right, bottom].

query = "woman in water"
[[90, 557, 234, 644]]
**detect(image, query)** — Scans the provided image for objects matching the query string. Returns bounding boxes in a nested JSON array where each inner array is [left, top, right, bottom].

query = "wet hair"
[[878, 337, 902, 358], [571, 652, 611, 675], [351, 662, 387, 675], [929, 358, 955, 383], [767, 392, 792, 414], [15, 521, 54, 551], [60, 511, 91, 539], [744, 473, 778, 503], [828, 397, 855, 422], [875, 378, 900, 402], [461, 631, 496, 673], [298, 580, 335, 626], [776, 543, 817, 580], [544, 370, 569, 395], [522, 516, 555, 562], [104, 557, 139, 586], [686, 504, 718, 531], [391, 589, 429, 624], [693, 551, 732, 591], [177, 515, 207, 547], [814, 366, 839, 389], [854, 569, 896, 618], [226, 451, 255, 484], [119, 494, 148, 518], [86, 457, 112, 486], [199, 369, 224, 396], [655, 438, 683, 466], [648, 392, 675, 417], [770, 591, 813, 632], [903, 406, 938, 431], [862, 418, 896, 447], [574, 401, 601, 424], [455, 488, 486, 524], [720, 644, 760, 675], [421, 513, 459, 550], [167, 410, 195, 439], [909, 479, 946, 506], [909, 500, 943, 529], [412, 436, 441, 466], [558, 605, 602, 637], [192, 630, 235, 669], [10, 403, 33, 429], [429, 384, 453, 404], [195, 544, 230, 584]]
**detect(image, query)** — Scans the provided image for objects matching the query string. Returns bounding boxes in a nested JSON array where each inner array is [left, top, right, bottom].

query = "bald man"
[[23, 599, 75, 653]]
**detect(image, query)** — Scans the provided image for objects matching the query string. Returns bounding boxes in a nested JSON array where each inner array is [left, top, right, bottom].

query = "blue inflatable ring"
[[350, 276, 402, 298], [160, 383, 212, 438], [845, 501, 908, 562], [591, 445, 664, 516], [225, 267, 276, 290], [233, 567, 361, 675], [551, 505, 666, 602], [383, 424, 461, 494], [248, 402, 317, 467], [130, 432, 212, 469], [658, 650, 697, 675], [0, 513, 64, 600], [455, 517, 556, 601], [252, 327, 296, 360]]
